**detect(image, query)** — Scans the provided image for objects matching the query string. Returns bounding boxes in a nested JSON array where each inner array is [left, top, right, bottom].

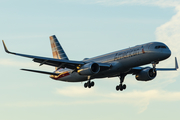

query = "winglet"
[[175, 57, 179, 70], [2, 40, 11, 53]]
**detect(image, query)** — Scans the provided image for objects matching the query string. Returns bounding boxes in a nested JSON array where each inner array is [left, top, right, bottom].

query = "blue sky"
[[0, 0, 180, 120]]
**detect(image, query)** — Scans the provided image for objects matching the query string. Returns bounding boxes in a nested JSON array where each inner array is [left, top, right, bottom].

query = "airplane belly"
[[55, 72, 87, 82], [93, 62, 128, 78]]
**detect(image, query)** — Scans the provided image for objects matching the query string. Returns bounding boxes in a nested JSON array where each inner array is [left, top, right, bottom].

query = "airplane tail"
[[49, 35, 69, 60]]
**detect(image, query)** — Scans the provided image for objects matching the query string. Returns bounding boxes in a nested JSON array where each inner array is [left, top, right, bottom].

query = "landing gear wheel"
[[116, 85, 120, 91], [91, 81, 94, 87], [122, 84, 126, 90], [120, 87, 123, 91], [88, 84, 91, 88], [84, 83, 87, 88], [119, 84, 123, 91]]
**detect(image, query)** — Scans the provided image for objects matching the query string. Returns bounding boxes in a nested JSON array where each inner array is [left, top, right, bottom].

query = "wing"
[[156, 57, 179, 71], [2, 40, 111, 70], [130, 57, 178, 74], [2, 40, 84, 69]]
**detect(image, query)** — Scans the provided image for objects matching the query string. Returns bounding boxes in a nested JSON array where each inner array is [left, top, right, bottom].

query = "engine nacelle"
[[135, 67, 157, 81], [77, 62, 100, 75]]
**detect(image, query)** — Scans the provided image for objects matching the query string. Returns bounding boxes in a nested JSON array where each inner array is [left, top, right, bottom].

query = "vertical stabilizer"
[[49, 35, 69, 60]]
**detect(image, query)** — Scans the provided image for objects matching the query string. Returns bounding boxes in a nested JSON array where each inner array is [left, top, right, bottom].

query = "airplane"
[[2, 35, 179, 91]]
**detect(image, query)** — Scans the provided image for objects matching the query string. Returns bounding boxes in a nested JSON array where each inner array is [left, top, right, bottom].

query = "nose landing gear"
[[152, 61, 159, 73], [116, 74, 127, 91]]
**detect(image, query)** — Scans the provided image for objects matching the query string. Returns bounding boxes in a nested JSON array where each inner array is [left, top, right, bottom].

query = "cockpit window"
[[161, 46, 166, 48], [155, 46, 160, 49], [155, 46, 166, 49]]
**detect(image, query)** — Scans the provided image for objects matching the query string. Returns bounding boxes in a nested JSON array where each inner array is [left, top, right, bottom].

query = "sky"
[[0, 0, 180, 120]]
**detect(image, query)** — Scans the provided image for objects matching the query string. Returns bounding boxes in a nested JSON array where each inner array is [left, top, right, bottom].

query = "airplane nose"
[[163, 49, 171, 58]]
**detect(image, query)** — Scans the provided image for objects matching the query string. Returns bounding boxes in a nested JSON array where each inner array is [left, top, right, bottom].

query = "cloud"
[[56, 86, 180, 103], [0, 58, 54, 70], [59, 0, 180, 7], [107, 89, 180, 112], [56, 86, 95, 97], [156, 6, 180, 58], [107, 90, 180, 102], [0, 58, 38, 68], [155, 5, 180, 81], [55, 87, 180, 112], [135, 98, 149, 113], [3, 87, 180, 113], [98, 0, 180, 7]]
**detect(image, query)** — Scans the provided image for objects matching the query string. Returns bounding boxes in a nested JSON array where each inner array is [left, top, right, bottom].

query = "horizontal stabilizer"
[[156, 57, 179, 71], [21, 69, 59, 75]]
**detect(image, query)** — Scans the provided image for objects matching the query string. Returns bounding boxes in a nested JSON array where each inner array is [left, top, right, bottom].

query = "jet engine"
[[77, 62, 100, 75], [135, 67, 157, 81]]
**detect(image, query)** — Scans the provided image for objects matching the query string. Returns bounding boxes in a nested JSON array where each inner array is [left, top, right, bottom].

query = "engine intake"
[[77, 62, 100, 75], [135, 67, 157, 81]]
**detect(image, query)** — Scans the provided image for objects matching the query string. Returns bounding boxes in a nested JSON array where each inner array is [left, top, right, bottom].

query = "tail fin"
[[49, 35, 69, 60]]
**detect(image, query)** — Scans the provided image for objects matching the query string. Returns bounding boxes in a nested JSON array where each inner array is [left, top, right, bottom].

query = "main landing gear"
[[116, 74, 127, 91], [84, 76, 95, 88]]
